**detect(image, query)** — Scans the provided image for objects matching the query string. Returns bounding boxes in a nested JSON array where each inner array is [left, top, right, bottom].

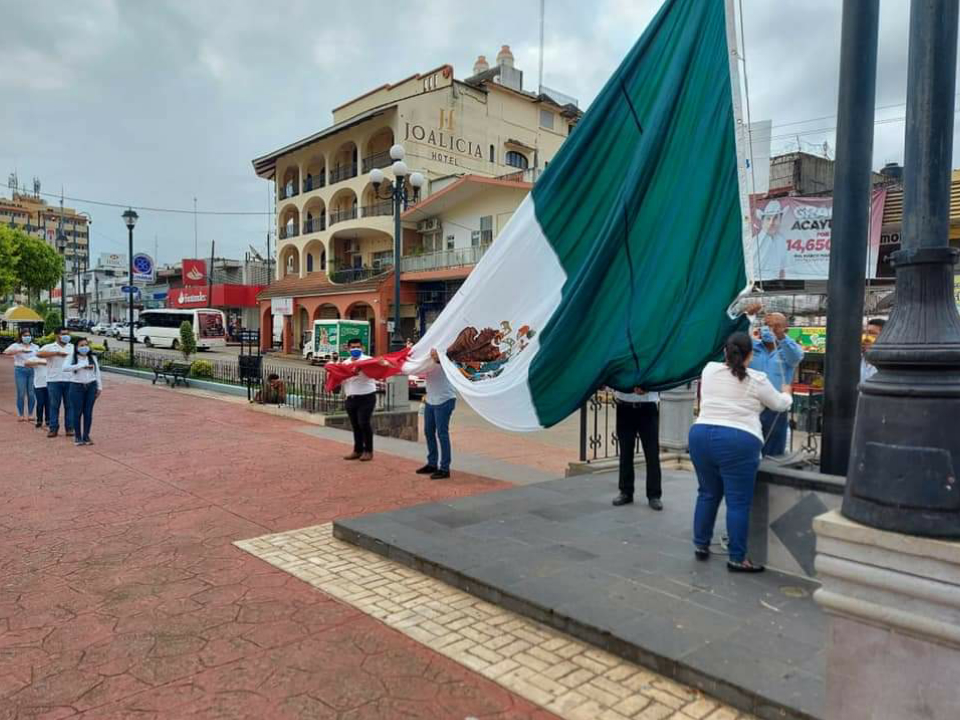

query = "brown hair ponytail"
[[724, 331, 752, 381]]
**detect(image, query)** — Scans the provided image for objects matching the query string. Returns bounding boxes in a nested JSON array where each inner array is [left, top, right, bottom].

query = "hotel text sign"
[[404, 111, 484, 167]]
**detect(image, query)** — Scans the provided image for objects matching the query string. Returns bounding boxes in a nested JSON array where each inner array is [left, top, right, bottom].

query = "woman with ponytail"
[[688, 331, 792, 572]]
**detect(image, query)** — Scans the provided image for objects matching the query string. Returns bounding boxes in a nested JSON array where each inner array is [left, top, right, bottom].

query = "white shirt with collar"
[[3, 342, 39, 367], [39, 342, 74, 382], [614, 389, 660, 403], [63, 353, 103, 390], [341, 354, 378, 396]]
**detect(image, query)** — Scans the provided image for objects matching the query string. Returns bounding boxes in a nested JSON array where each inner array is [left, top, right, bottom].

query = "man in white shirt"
[[37, 328, 75, 438], [860, 318, 885, 383], [612, 387, 663, 510], [341, 337, 378, 461], [407, 348, 457, 479]]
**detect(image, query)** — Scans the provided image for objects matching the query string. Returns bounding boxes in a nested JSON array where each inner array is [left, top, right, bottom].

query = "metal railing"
[[279, 184, 300, 200], [328, 266, 386, 284], [496, 167, 542, 184], [302, 175, 326, 192], [361, 200, 393, 218], [329, 207, 358, 225], [279, 225, 299, 239], [302, 217, 326, 234], [400, 244, 490, 273], [328, 164, 358, 184], [362, 151, 393, 173]]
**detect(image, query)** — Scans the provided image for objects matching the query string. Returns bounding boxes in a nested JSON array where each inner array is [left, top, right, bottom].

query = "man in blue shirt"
[[746, 307, 803, 456]]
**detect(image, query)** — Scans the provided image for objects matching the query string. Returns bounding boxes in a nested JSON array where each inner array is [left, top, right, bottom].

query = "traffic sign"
[[121, 285, 140, 294], [132, 253, 155, 283]]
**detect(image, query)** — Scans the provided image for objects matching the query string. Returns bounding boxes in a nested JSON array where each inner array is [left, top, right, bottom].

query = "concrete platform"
[[334, 471, 826, 720]]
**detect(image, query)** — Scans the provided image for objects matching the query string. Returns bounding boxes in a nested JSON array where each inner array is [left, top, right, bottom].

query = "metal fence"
[[104, 351, 391, 414]]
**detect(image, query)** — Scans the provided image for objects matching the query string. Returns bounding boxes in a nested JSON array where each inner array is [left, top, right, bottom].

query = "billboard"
[[98, 252, 127, 269], [182, 259, 207, 286], [750, 190, 886, 281]]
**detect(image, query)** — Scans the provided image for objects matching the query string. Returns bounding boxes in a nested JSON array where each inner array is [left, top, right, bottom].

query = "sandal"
[[694, 546, 710, 561], [727, 559, 765, 573]]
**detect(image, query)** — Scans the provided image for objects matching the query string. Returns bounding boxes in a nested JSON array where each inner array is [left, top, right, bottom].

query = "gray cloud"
[[1, 0, 954, 264]]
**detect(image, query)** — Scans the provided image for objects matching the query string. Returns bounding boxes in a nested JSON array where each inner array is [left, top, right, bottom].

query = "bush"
[[101, 349, 133, 367], [35, 332, 55, 346], [189, 359, 214, 378], [43, 310, 61, 333], [178, 321, 196, 361]]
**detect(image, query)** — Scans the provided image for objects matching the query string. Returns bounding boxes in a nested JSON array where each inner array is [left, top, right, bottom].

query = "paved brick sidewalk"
[[0, 370, 553, 719]]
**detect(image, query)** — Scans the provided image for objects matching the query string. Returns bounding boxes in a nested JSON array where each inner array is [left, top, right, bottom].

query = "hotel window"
[[540, 109, 555, 130], [505, 151, 528, 169], [446, 234, 455, 250], [306, 254, 314, 273], [489, 144, 495, 163], [372, 250, 392, 269], [480, 215, 493, 244]]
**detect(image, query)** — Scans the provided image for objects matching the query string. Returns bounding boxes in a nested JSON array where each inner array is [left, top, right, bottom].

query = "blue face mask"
[[349, 348, 362, 359], [78, 346, 90, 355], [760, 326, 776, 344], [21, 336, 31, 344], [60, 334, 71, 344]]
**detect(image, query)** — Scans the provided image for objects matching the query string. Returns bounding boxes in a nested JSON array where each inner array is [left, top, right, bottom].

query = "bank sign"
[[169, 288, 208, 308]]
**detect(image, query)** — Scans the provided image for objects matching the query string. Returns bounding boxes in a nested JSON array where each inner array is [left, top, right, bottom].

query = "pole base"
[[843, 369, 960, 539]]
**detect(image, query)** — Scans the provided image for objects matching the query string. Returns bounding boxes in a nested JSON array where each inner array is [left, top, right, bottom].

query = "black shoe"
[[612, 493, 634, 507], [416, 465, 438, 475], [728, 559, 765, 573], [430, 470, 450, 480], [694, 546, 710, 561], [648, 498, 663, 511]]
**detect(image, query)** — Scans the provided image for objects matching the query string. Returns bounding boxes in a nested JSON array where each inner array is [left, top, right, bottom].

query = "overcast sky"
[[1, 0, 952, 267]]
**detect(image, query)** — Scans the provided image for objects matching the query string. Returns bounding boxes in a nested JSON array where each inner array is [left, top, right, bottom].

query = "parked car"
[[66, 318, 84, 331], [408, 374, 426, 397], [91, 322, 109, 335]]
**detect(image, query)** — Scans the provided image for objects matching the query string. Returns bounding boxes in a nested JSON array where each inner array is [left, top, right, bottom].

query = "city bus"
[[135, 309, 227, 350]]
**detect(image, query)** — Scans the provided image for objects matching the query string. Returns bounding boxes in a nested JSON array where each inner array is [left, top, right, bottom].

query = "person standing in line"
[[37, 328, 75, 438], [611, 387, 663, 510], [3, 328, 38, 422], [860, 318, 886, 382], [407, 348, 456, 480], [63, 337, 102, 446], [689, 332, 793, 572], [27, 355, 49, 429], [744, 305, 803, 456], [342, 337, 378, 462]]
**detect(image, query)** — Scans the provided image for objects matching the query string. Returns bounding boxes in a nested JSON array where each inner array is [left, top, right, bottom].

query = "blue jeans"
[[47, 381, 73, 433], [14, 366, 35, 417], [424, 398, 456, 471], [689, 424, 762, 563], [70, 382, 98, 442], [760, 408, 788, 457], [34, 386, 49, 426]]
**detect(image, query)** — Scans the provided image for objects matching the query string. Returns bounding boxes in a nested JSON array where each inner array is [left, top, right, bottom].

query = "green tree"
[[178, 320, 197, 361], [44, 309, 62, 333], [10, 230, 62, 301], [0, 227, 20, 297]]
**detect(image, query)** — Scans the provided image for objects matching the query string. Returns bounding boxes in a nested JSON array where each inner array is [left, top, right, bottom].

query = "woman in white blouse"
[[689, 331, 792, 572], [63, 337, 103, 446], [3, 327, 39, 422]]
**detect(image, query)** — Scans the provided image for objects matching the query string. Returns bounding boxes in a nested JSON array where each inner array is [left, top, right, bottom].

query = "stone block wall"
[[324, 410, 419, 442]]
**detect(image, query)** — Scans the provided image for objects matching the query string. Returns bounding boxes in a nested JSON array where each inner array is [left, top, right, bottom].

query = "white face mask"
[[21, 336, 31, 344], [60, 334, 71, 344]]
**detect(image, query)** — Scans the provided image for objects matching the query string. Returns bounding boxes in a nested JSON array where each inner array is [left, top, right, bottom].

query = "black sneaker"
[[416, 465, 438, 475], [430, 470, 450, 480], [612, 493, 634, 507]]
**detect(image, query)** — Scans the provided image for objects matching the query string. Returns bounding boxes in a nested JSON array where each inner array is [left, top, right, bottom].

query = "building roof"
[[251, 105, 396, 180], [401, 174, 532, 223], [881, 169, 960, 227], [256, 271, 385, 300]]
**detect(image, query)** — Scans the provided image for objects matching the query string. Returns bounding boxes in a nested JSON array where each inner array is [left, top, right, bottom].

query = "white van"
[[135, 309, 227, 350]]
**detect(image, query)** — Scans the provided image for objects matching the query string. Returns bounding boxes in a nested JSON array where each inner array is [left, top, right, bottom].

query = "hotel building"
[[252, 46, 581, 353]]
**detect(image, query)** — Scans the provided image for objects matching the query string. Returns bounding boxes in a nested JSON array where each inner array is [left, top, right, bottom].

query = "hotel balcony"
[[361, 200, 393, 218], [302, 174, 326, 193], [362, 151, 393, 173], [302, 216, 326, 234], [279, 183, 299, 200], [328, 163, 358, 185], [400, 244, 491, 273], [279, 225, 299, 240], [329, 207, 358, 226]]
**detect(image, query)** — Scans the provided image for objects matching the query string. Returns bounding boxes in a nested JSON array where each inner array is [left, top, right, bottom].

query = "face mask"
[[21, 336, 31, 344], [60, 334, 71, 344], [78, 346, 90, 355], [760, 327, 776, 344], [349, 348, 362, 359]]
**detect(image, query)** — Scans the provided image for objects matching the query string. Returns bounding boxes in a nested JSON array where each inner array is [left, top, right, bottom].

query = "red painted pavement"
[[0, 368, 557, 720]]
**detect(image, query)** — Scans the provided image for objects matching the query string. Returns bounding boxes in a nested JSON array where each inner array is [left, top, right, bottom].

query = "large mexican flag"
[[403, 0, 750, 430]]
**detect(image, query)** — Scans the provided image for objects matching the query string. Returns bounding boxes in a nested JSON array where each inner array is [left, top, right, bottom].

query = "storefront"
[[167, 284, 264, 336]]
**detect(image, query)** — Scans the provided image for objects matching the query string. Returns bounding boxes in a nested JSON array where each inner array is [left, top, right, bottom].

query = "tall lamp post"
[[122, 208, 138, 364], [843, 0, 960, 538], [370, 144, 424, 352]]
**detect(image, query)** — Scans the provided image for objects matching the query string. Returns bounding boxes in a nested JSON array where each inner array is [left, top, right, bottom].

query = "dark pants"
[[616, 401, 662, 500], [689, 424, 762, 562], [34, 386, 49, 427], [47, 381, 73, 433], [424, 398, 456, 471], [345, 392, 376, 454], [70, 381, 98, 442], [760, 408, 788, 457]]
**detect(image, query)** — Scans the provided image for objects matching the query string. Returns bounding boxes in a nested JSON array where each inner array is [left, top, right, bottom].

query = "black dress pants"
[[616, 401, 662, 499], [345, 392, 376, 454]]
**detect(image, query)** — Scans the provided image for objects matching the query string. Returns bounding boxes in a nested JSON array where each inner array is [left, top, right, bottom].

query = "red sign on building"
[[182, 259, 207, 286], [167, 284, 263, 309]]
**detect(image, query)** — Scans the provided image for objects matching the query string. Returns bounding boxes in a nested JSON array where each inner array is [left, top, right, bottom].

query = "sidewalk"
[[0, 369, 552, 719]]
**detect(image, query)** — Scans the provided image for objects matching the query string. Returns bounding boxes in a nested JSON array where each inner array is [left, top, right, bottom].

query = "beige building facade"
[[253, 47, 580, 353]]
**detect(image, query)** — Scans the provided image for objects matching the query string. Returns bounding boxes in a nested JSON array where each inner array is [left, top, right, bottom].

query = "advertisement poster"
[[787, 326, 827, 354], [315, 324, 338, 356], [182, 259, 207, 286], [197, 310, 225, 338], [750, 190, 886, 280]]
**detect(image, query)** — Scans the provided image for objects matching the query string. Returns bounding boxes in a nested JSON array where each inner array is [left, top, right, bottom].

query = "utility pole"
[[193, 197, 198, 258], [58, 190, 66, 323], [208, 239, 215, 309]]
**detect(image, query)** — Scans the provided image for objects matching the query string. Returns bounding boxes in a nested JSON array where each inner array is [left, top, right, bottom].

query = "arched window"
[[505, 151, 528, 169], [306, 254, 314, 273], [489, 144, 495, 163]]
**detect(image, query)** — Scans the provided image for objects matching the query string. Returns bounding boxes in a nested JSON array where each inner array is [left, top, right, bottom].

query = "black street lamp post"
[[370, 144, 424, 352], [843, 0, 960, 538], [122, 208, 138, 365]]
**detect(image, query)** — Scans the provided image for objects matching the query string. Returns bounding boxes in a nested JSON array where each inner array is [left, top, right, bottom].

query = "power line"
[[31, 189, 271, 216]]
